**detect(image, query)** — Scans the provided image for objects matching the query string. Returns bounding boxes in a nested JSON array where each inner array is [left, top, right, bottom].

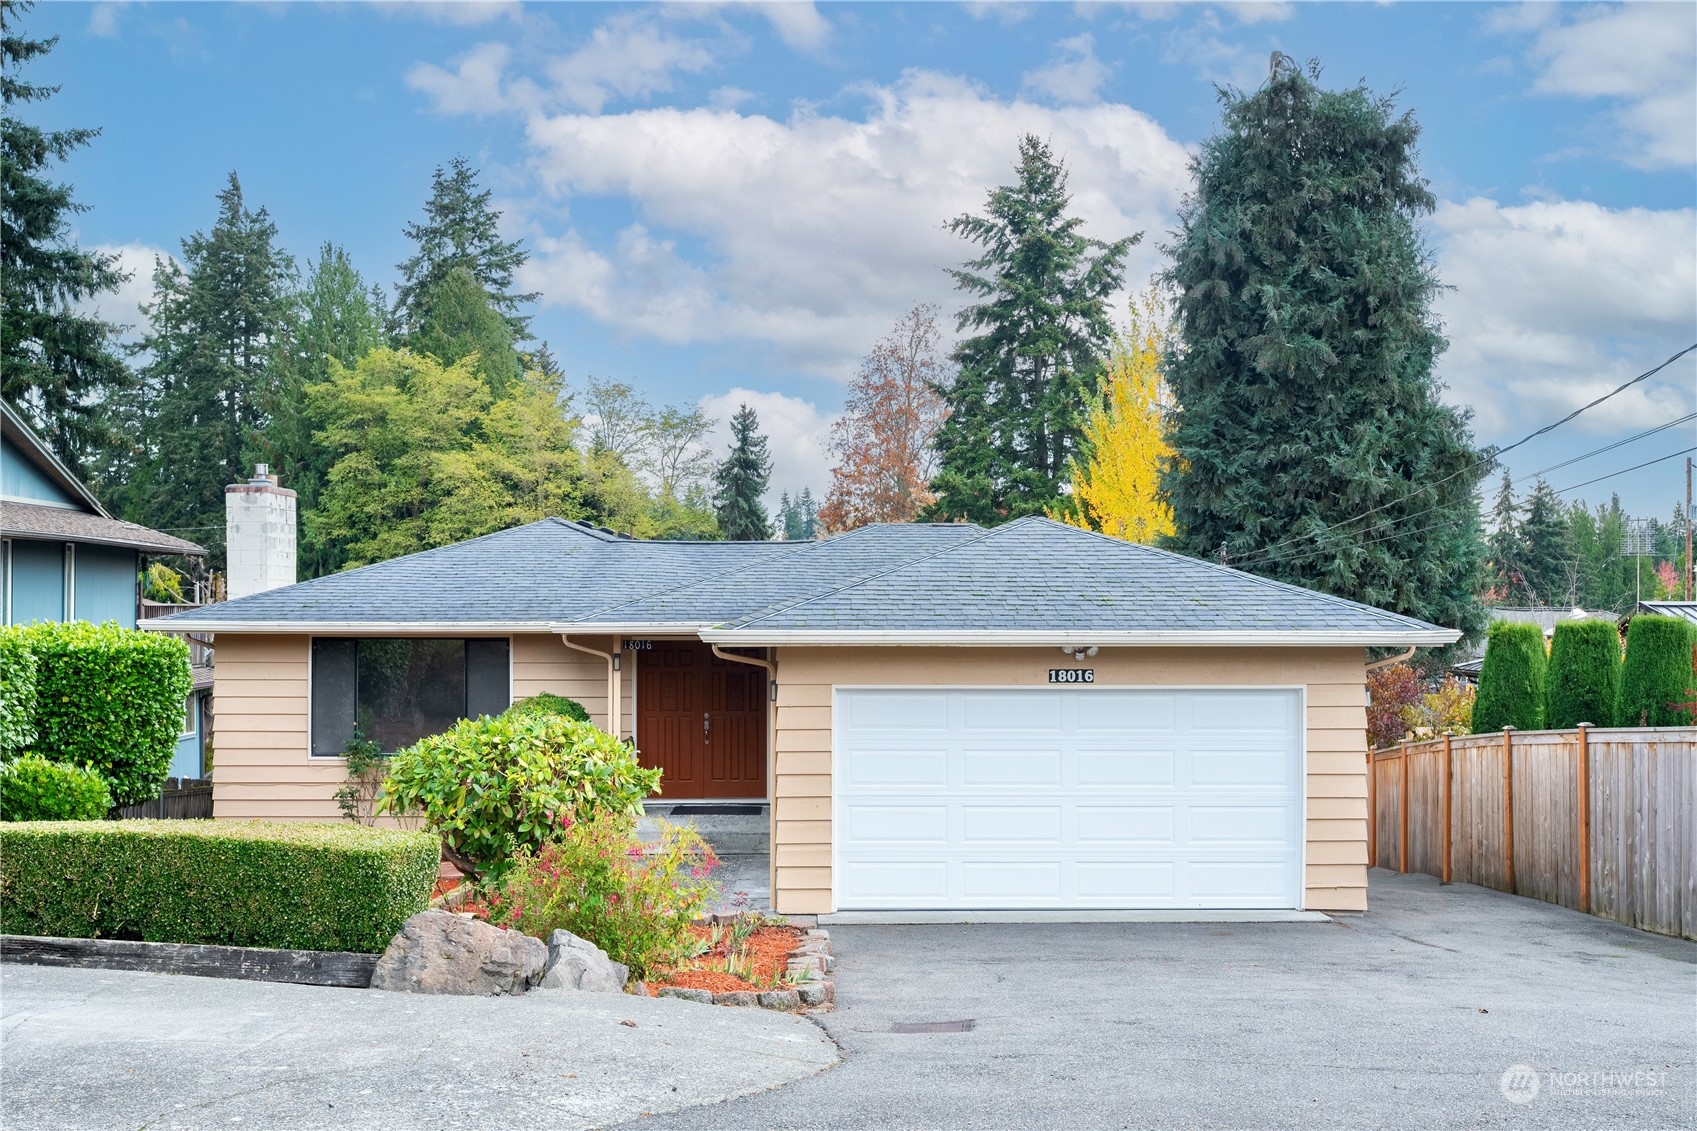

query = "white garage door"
[[834, 687, 1304, 911]]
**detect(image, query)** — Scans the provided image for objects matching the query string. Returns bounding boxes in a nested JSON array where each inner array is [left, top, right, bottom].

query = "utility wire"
[[1525, 412, 1697, 479], [1555, 445, 1697, 495], [1224, 344, 1697, 568]]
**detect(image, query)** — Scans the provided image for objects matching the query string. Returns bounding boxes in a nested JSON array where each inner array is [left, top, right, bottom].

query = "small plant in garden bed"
[[644, 913, 804, 996]]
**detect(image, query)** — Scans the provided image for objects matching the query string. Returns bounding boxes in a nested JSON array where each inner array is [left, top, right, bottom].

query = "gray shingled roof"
[[1, 499, 206, 556], [146, 514, 1458, 645]]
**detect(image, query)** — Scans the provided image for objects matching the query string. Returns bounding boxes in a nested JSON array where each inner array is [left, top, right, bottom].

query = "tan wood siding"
[[768, 646, 1369, 915], [210, 632, 623, 822]]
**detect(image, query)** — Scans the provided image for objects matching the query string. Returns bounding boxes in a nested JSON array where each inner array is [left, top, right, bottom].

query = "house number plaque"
[[622, 639, 654, 651], [1048, 668, 1094, 684]]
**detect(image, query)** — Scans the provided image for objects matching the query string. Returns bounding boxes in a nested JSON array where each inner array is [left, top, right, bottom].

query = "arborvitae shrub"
[[1616, 614, 1697, 728], [1471, 621, 1547, 733], [1544, 619, 1621, 729]]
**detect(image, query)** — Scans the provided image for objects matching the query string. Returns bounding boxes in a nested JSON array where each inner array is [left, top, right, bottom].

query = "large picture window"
[[311, 638, 510, 757]]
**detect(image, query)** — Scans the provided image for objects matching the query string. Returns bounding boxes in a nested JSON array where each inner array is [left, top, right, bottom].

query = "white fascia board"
[[697, 628, 1461, 647], [547, 622, 714, 635], [136, 620, 563, 635]]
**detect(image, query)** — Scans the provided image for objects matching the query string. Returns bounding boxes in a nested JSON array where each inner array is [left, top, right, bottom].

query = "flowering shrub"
[[1402, 677, 1475, 737], [378, 713, 660, 882], [486, 811, 719, 979], [1367, 662, 1421, 748]]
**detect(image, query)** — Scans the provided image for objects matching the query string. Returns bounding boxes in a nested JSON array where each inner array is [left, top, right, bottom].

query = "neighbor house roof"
[[1635, 600, 1697, 625], [145, 515, 1458, 647], [2, 400, 206, 556]]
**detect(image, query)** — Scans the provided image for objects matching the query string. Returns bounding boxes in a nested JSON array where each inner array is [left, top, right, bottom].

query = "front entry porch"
[[634, 640, 768, 799]]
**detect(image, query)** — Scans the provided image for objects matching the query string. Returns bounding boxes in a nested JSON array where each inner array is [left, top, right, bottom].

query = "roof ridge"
[[1023, 516, 1441, 631], [727, 523, 1007, 630], [570, 529, 850, 620]]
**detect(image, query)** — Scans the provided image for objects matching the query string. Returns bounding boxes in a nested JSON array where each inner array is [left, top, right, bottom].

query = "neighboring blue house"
[[1, 400, 211, 777]]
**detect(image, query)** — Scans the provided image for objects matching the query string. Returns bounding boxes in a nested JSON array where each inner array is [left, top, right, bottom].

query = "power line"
[[1555, 445, 1697, 495], [1526, 412, 1697, 479], [1223, 344, 1697, 568]]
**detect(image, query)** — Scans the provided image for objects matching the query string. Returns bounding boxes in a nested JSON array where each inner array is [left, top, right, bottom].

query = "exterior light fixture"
[[1059, 645, 1099, 659]]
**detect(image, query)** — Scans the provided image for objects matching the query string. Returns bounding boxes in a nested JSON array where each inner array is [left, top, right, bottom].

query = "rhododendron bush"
[[486, 811, 719, 978]]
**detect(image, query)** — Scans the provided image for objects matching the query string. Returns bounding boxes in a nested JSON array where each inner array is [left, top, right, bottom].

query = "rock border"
[[638, 927, 834, 1011]]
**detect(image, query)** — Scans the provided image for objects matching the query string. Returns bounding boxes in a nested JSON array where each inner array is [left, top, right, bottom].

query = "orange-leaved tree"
[[1053, 287, 1176, 542], [817, 304, 950, 533]]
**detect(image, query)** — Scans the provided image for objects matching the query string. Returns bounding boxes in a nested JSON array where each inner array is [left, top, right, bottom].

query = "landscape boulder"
[[537, 929, 629, 993], [370, 910, 547, 996]]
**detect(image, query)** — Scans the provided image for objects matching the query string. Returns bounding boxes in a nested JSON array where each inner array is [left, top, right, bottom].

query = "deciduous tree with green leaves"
[[714, 403, 772, 541], [0, 0, 132, 470], [926, 135, 1137, 525], [1163, 60, 1486, 645]]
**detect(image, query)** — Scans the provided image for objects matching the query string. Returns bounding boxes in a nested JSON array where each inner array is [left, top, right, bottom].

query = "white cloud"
[[88, 2, 129, 37], [963, 2, 1035, 26], [516, 69, 1191, 377], [407, 42, 513, 117], [77, 243, 173, 342], [699, 387, 836, 503], [1431, 197, 1697, 440], [1218, 2, 1294, 26], [1512, 3, 1696, 170], [753, 2, 830, 52], [376, 1, 521, 26], [548, 12, 716, 113], [1022, 33, 1112, 105]]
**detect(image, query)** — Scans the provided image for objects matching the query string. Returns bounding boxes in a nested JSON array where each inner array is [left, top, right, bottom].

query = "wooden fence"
[[1370, 727, 1696, 940], [115, 777, 213, 820]]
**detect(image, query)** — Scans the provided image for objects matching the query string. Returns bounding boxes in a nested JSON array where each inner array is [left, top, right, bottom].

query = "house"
[[144, 513, 1458, 917], [1, 400, 210, 778], [1633, 600, 1697, 626]]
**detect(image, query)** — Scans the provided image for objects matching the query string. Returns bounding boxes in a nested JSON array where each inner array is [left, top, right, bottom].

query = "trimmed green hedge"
[[503, 692, 590, 723], [1472, 621, 1548, 733], [1545, 619, 1621, 729], [17, 621, 193, 805], [1617, 614, 1697, 728], [0, 630, 36, 757], [0, 755, 111, 821], [0, 821, 439, 953]]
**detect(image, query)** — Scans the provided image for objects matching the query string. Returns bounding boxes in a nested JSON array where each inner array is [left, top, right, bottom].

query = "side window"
[[310, 638, 510, 757]]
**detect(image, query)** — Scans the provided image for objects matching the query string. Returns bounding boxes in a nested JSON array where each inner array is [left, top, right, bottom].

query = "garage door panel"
[[1075, 693, 1176, 731], [846, 804, 948, 842], [960, 691, 1062, 730], [961, 805, 1061, 842], [845, 750, 948, 786], [1076, 805, 1175, 843], [1077, 749, 1175, 785], [835, 688, 1303, 911], [962, 749, 1061, 785], [844, 693, 949, 731], [1187, 692, 1296, 732]]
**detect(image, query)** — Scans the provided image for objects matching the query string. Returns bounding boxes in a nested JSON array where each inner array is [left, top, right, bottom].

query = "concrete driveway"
[[0, 964, 836, 1131], [648, 871, 1695, 1130]]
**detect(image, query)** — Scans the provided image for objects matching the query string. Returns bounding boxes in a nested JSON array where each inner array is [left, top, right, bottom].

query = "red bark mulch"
[[645, 923, 801, 994]]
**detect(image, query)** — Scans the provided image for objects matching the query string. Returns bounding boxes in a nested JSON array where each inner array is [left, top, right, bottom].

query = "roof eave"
[[138, 619, 570, 634], [697, 628, 1462, 648]]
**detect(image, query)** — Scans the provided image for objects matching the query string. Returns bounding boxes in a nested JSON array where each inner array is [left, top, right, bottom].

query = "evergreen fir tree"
[[714, 403, 772, 541], [114, 173, 297, 568], [0, 1, 132, 469], [926, 135, 1137, 524], [1518, 478, 1572, 606], [797, 486, 818, 539], [1162, 60, 1486, 643], [260, 243, 385, 578], [1487, 472, 1522, 599], [776, 490, 799, 540], [394, 157, 536, 341]]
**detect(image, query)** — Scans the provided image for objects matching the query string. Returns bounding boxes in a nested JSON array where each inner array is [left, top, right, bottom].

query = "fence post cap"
[[1576, 721, 1592, 728]]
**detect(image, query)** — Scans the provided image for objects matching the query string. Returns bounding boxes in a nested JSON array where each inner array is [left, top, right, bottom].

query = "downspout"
[[711, 644, 778, 912], [559, 634, 621, 739], [1364, 645, 1417, 672]]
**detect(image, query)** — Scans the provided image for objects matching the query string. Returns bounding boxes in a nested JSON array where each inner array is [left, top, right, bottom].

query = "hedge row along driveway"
[[0, 821, 439, 953]]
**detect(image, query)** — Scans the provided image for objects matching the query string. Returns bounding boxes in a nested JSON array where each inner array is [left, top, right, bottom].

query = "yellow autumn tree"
[[1054, 287, 1176, 542]]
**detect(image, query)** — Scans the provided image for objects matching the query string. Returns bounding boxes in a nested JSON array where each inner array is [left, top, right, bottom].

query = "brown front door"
[[636, 640, 767, 799]]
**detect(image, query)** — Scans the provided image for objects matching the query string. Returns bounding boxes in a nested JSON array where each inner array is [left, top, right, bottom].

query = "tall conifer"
[[714, 404, 773, 541]]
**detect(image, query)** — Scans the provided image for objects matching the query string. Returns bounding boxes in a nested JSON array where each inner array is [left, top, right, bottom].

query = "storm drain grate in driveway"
[[891, 1019, 976, 1034]]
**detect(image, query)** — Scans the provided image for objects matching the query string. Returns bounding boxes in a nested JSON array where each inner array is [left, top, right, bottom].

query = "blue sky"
[[27, 1, 1697, 517]]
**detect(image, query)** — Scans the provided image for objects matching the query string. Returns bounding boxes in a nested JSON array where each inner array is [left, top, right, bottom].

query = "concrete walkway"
[[646, 871, 1695, 1130], [0, 964, 837, 1131]]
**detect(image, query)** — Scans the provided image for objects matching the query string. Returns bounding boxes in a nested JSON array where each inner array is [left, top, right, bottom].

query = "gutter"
[[696, 628, 1462, 648], [1364, 645, 1419, 671]]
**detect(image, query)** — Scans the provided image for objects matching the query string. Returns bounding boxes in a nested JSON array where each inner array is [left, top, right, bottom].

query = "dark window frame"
[[309, 636, 512, 758]]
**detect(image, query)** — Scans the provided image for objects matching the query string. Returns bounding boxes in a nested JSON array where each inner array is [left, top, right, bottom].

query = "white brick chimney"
[[225, 464, 296, 600]]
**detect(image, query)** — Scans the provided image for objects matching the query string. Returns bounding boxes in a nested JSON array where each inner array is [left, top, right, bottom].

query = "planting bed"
[[641, 923, 834, 1010]]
